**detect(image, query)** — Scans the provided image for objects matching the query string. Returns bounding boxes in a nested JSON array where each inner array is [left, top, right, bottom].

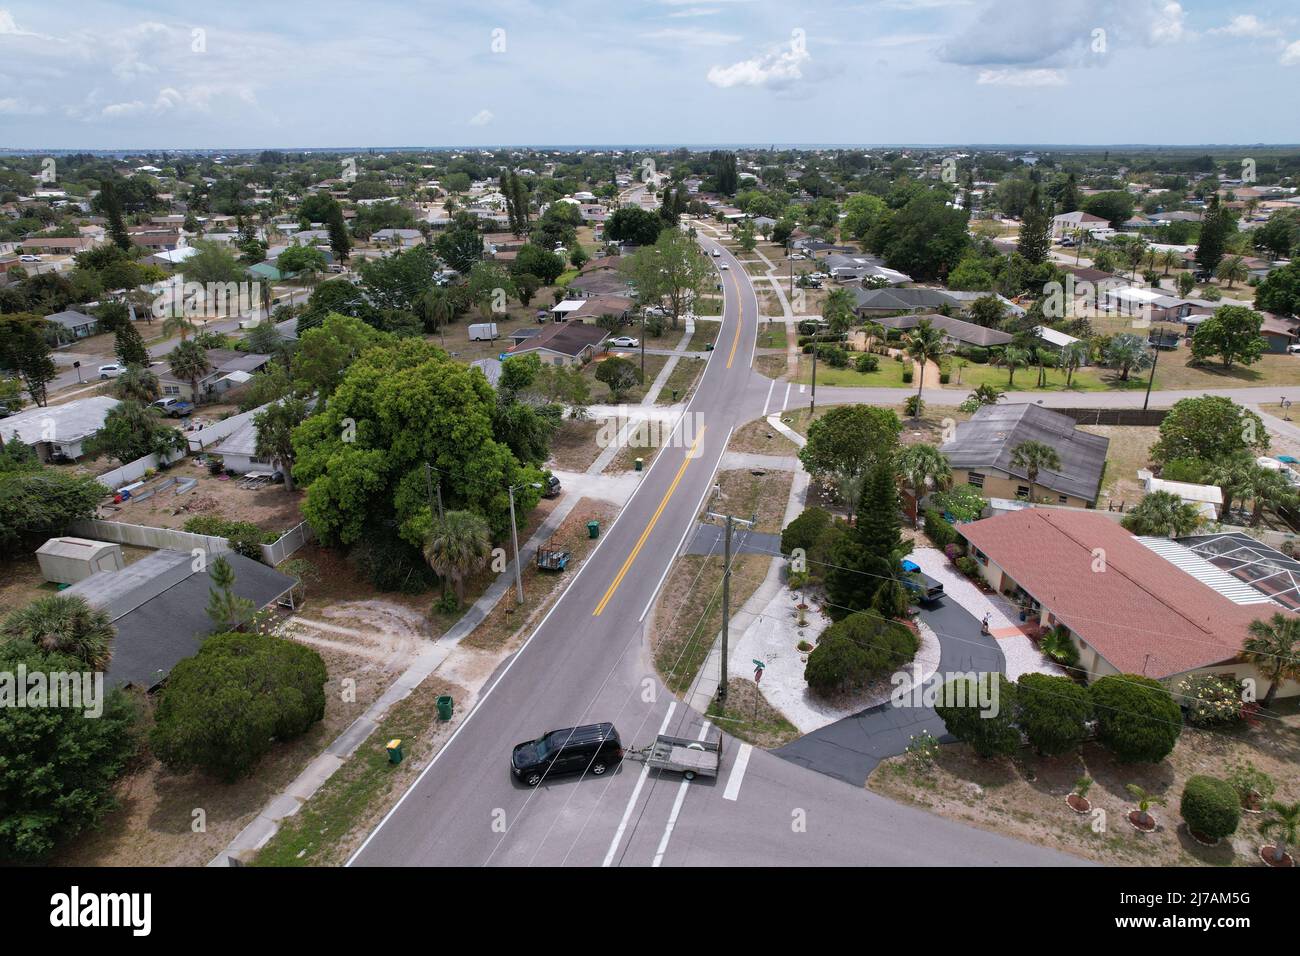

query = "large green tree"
[[1190, 305, 1265, 369], [799, 404, 902, 484], [1150, 396, 1268, 463]]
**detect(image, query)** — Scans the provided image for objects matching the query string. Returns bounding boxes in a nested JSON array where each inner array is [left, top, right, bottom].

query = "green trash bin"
[[386, 738, 404, 764], [587, 520, 600, 539], [634, 457, 644, 472], [436, 695, 453, 721]]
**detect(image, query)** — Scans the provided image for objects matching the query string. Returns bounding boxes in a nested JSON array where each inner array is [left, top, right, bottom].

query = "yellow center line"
[[592, 426, 708, 616], [725, 269, 743, 369]]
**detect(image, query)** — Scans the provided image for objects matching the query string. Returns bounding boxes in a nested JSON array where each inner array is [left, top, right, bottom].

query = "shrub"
[[781, 507, 833, 561], [967, 346, 989, 364], [943, 542, 961, 563], [1178, 673, 1243, 727], [855, 353, 879, 374], [818, 344, 849, 368], [1016, 673, 1092, 755], [0, 646, 139, 862], [902, 368, 914, 384], [924, 509, 957, 549], [804, 612, 917, 696], [182, 516, 272, 560], [1225, 761, 1275, 809], [1180, 775, 1241, 841], [955, 556, 980, 578], [939, 371, 950, 384], [934, 674, 1020, 758], [904, 395, 924, 417], [1090, 674, 1182, 763], [1038, 625, 1080, 668], [350, 534, 437, 593], [150, 632, 327, 782]]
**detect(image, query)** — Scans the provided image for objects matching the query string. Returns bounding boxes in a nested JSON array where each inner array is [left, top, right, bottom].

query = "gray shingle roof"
[[871, 312, 1013, 348], [940, 403, 1109, 502]]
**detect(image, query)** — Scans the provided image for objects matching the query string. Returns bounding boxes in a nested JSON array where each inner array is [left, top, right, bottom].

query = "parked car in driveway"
[[19, 254, 41, 262], [511, 723, 623, 787], [152, 397, 194, 417], [609, 335, 639, 348]]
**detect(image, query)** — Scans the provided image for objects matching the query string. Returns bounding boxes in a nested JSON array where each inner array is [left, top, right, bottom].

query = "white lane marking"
[[761, 377, 775, 417], [722, 743, 752, 802], [602, 702, 676, 867], [639, 424, 733, 623], [651, 721, 711, 867], [782, 381, 791, 411]]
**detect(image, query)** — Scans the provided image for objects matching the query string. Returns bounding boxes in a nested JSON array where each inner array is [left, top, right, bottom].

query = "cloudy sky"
[[1, 0, 1298, 149]]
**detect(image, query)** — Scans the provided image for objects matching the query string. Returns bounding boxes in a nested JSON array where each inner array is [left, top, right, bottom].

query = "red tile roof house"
[[957, 509, 1299, 698]]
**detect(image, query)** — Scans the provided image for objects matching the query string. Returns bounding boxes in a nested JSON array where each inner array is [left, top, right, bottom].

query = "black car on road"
[[511, 723, 623, 787]]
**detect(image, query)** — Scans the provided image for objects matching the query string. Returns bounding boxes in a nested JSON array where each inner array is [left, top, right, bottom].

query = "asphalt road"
[[350, 236, 1086, 868]]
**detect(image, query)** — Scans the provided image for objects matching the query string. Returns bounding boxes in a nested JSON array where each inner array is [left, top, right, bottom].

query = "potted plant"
[[1259, 801, 1299, 867], [1067, 776, 1092, 814], [1126, 783, 1165, 832]]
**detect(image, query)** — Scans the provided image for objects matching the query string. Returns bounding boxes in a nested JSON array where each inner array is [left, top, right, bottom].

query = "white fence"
[[68, 518, 231, 555], [96, 449, 189, 491], [261, 520, 315, 566], [186, 409, 256, 453]]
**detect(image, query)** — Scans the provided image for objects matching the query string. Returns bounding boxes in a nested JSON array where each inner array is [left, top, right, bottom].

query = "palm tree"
[[1206, 454, 1256, 520], [162, 313, 196, 340], [1060, 340, 1090, 388], [823, 287, 856, 335], [1001, 346, 1029, 386], [1010, 440, 1061, 503], [903, 318, 945, 416], [1260, 801, 1300, 864], [971, 382, 1004, 406], [423, 510, 492, 603], [113, 364, 161, 403], [1216, 254, 1248, 289], [1, 594, 114, 669], [168, 339, 211, 403], [862, 320, 885, 354], [1126, 783, 1166, 829], [1120, 490, 1204, 538], [1124, 240, 1147, 281], [1243, 613, 1300, 707], [1245, 466, 1299, 527], [1158, 248, 1181, 277], [1103, 333, 1152, 382], [896, 443, 952, 528]]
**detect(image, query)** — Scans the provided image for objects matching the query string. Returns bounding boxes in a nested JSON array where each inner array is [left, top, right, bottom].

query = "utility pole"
[[508, 484, 524, 605], [640, 311, 646, 380], [809, 329, 822, 417], [704, 507, 755, 706], [424, 462, 444, 520], [1142, 337, 1161, 412]]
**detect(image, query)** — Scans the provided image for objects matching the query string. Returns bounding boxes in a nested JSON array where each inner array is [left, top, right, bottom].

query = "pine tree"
[[510, 172, 529, 235], [1016, 184, 1051, 265], [326, 204, 351, 263], [1196, 195, 1233, 273], [855, 459, 906, 561], [114, 321, 149, 367], [499, 171, 517, 234], [205, 556, 255, 631], [100, 179, 132, 252], [1059, 173, 1081, 214]]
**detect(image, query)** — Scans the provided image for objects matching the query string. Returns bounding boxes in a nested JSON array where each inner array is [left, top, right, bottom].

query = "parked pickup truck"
[[152, 397, 195, 418], [900, 559, 944, 603]]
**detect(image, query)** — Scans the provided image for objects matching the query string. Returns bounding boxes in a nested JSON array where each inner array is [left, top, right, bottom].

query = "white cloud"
[[0, 96, 46, 115], [882, 0, 973, 7], [1210, 14, 1280, 39], [668, 7, 721, 17], [1147, 1, 1187, 45], [707, 40, 811, 88], [645, 28, 740, 46], [1282, 40, 1300, 65], [977, 67, 1066, 86], [99, 84, 256, 120], [0, 9, 58, 40], [469, 108, 494, 126]]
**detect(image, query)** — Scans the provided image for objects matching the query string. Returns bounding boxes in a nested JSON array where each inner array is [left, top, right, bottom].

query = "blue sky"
[[1, 0, 1298, 148]]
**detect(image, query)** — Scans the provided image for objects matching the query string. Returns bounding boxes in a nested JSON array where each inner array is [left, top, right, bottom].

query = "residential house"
[[566, 268, 634, 299], [940, 403, 1109, 507], [45, 308, 98, 341], [956, 510, 1298, 697], [867, 312, 1013, 350], [0, 396, 120, 461], [505, 321, 608, 367], [64, 549, 297, 689], [157, 349, 272, 402], [1051, 210, 1109, 239]]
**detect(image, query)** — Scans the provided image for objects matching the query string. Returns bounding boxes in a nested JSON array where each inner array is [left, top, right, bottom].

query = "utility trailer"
[[625, 734, 722, 781]]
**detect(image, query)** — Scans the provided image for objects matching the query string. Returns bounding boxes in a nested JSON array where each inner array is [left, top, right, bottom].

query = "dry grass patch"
[[706, 678, 801, 749], [656, 357, 705, 406], [1078, 424, 1161, 510], [547, 418, 604, 472], [869, 701, 1300, 867], [729, 416, 800, 457], [715, 467, 795, 535]]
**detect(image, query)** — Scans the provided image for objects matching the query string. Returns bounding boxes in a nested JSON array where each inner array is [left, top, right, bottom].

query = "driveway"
[[773, 592, 1005, 786]]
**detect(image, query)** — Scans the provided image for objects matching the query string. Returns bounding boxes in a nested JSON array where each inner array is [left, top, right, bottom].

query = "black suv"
[[511, 723, 623, 787]]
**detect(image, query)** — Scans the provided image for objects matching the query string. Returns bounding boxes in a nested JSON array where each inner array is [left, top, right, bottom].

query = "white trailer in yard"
[[468, 322, 499, 341]]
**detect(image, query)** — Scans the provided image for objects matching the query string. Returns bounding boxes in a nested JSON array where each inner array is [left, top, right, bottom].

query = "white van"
[[469, 322, 499, 341]]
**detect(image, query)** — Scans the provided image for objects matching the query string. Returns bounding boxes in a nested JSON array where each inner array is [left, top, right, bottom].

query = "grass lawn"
[[753, 354, 788, 379], [715, 466, 795, 534], [792, 353, 912, 388], [1151, 352, 1299, 390], [656, 357, 705, 406], [757, 321, 790, 350], [1080, 424, 1161, 510], [729, 416, 800, 456], [652, 553, 768, 695], [685, 319, 721, 351], [706, 678, 801, 748]]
